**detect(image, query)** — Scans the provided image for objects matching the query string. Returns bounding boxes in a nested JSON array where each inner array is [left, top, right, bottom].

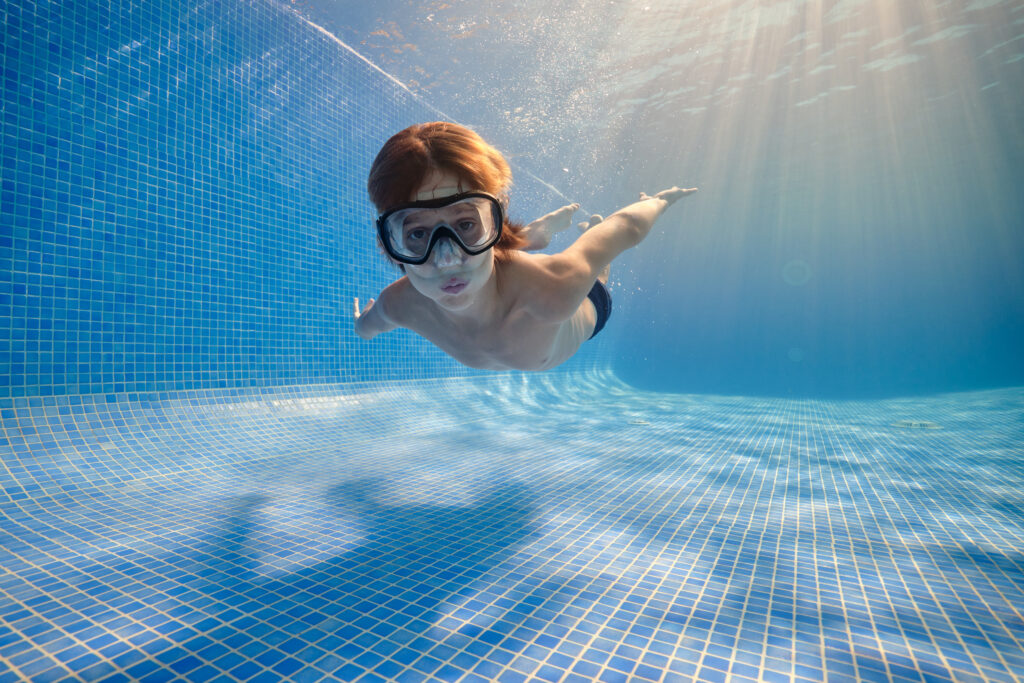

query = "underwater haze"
[[300, 0, 1024, 398], [4, 3, 1024, 682]]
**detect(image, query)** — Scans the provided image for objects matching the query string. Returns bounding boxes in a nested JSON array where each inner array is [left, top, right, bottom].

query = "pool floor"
[[1, 374, 1023, 682]]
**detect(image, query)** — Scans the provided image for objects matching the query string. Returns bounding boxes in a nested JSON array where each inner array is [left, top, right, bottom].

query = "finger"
[[353, 297, 360, 318]]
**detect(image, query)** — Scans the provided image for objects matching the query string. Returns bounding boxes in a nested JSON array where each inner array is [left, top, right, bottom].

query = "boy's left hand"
[[640, 187, 698, 207]]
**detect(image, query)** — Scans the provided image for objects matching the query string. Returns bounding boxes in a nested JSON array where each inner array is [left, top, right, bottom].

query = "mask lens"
[[381, 195, 501, 263], [450, 198, 492, 247]]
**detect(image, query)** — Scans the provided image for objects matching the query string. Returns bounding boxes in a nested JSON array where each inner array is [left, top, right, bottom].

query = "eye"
[[405, 227, 428, 241], [457, 219, 478, 232]]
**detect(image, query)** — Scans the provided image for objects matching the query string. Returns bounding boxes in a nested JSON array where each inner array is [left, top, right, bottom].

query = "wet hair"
[[367, 122, 528, 269]]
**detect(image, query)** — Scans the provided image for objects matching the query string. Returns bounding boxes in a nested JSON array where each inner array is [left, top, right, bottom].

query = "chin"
[[436, 296, 472, 311]]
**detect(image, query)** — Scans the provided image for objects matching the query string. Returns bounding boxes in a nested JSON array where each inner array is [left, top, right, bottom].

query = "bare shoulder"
[[499, 251, 593, 321], [375, 277, 420, 326], [501, 249, 587, 285]]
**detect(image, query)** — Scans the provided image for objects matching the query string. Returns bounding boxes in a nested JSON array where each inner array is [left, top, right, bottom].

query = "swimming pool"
[[2, 1, 1023, 682]]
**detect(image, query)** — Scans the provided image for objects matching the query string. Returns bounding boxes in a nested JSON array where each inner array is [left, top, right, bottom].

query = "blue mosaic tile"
[[0, 0, 598, 403]]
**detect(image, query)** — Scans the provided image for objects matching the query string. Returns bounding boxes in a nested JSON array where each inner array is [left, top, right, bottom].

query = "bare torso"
[[380, 251, 598, 371]]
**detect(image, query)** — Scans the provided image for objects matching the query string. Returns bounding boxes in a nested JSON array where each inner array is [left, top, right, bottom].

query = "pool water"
[[2, 0, 1023, 681]]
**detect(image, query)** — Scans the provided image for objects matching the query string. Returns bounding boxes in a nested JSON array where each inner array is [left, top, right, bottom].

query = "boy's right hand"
[[353, 297, 374, 321], [353, 295, 396, 340]]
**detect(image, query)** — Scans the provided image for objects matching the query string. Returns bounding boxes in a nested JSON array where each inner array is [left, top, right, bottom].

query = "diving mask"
[[377, 192, 504, 265]]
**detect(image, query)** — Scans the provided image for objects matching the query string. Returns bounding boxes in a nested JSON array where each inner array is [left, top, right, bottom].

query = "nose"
[[432, 237, 464, 268]]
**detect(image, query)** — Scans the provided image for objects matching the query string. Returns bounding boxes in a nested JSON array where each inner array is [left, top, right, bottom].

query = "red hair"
[[367, 122, 528, 267]]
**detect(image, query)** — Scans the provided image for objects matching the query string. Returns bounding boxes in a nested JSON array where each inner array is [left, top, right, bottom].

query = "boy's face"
[[403, 170, 496, 311]]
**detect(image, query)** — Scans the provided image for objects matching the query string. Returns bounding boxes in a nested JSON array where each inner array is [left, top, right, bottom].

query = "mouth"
[[441, 278, 468, 294]]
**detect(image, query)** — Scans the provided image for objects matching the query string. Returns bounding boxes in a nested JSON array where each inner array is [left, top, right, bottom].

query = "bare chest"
[[410, 304, 585, 371]]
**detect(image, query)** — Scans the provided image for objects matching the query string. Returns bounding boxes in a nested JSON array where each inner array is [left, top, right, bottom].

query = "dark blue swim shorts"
[[586, 280, 612, 340]]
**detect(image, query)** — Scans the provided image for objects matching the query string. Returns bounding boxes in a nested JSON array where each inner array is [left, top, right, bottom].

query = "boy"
[[354, 122, 696, 371]]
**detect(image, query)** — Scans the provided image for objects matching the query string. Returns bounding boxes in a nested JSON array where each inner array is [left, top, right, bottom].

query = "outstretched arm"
[[526, 186, 696, 322], [565, 186, 697, 280], [353, 296, 397, 340]]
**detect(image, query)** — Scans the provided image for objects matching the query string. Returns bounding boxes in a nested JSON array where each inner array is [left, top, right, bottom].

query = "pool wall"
[[2, 0, 607, 404]]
